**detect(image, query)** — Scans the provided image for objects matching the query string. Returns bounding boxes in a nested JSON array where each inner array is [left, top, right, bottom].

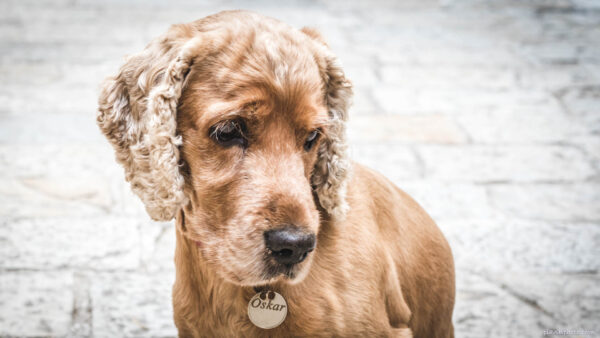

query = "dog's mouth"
[[263, 261, 300, 280], [258, 250, 315, 283]]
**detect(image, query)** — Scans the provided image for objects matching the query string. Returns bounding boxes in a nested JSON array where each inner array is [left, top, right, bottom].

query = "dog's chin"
[[220, 256, 315, 287]]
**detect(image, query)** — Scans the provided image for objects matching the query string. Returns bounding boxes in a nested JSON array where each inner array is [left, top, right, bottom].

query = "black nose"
[[264, 227, 316, 265]]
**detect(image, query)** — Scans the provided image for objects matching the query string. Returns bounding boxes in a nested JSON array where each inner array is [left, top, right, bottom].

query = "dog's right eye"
[[303, 129, 321, 152], [209, 120, 247, 148]]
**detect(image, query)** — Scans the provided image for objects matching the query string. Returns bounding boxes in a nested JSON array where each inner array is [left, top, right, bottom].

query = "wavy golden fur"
[[97, 10, 455, 337]]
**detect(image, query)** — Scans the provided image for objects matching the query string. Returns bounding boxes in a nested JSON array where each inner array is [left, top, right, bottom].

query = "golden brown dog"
[[97, 10, 455, 337]]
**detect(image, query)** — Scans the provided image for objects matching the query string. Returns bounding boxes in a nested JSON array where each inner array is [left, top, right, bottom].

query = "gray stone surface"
[[0, 217, 141, 270], [0, 272, 73, 337], [91, 272, 176, 338], [1, 0, 599, 337]]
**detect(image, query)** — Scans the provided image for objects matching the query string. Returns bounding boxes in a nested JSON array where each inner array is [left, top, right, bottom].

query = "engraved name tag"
[[248, 291, 287, 329]]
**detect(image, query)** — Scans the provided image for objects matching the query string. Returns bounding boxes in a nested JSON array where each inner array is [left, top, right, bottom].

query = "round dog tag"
[[247, 290, 287, 329]]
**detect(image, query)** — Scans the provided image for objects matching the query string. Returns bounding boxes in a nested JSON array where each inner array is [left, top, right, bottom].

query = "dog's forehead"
[[180, 23, 329, 130]]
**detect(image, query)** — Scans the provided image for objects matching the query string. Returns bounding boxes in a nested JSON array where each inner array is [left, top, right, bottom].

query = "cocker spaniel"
[[97, 10, 455, 337]]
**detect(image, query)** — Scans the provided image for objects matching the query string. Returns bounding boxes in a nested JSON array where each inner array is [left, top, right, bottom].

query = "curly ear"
[[303, 27, 353, 221], [97, 28, 207, 221]]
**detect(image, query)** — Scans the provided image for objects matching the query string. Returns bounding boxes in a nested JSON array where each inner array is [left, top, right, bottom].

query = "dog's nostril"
[[275, 249, 294, 257], [264, 226, 316, 265]]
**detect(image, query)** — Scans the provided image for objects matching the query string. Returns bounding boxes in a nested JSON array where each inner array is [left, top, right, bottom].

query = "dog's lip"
[[195, 241, 202, 248], [264, 261, 300, 280], [282, 268, 296, 279]]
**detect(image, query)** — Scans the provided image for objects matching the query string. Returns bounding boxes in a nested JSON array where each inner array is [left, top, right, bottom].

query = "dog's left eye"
[[304, 129, 321, 151], [209, 120, 247, 148]]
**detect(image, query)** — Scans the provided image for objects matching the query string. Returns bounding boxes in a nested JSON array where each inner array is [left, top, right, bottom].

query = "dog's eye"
[[304, 129, 321, 151], [209, 120, 247, 148]]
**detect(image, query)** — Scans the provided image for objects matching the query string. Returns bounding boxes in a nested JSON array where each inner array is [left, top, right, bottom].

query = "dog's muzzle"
[[264, 226, 316, 265]]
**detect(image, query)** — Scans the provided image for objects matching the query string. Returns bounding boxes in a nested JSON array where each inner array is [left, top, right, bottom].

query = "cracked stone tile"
[[139, 221, 176, 273], [373, 87, 553, 115], [571, 136, 600, 173], [70, 272, 92, 337], [0, 113, 103, 143], [400, 181, 500, 221], [519, 41, 584, 65], [0, 145, 118, 178], [557, 85, 600, 116], [344, 66, 379, 87], [441, 218, 600, 273], [350, 86, 380, 116], [0, 271, 73, 337], [377, 45, 518, 68], [516, 64, 600, 90], [351, 144, 421, 182], [91, 272, 176, 337], [348, 114, 468, 144], [0, 216, 141, 270], [488, 183, 600, 221], [482, 271, 600, 332], [0, 179, 111, 218], [380, 66, 517, 90], [417, 145, 596, 183], [19, 176, 112, 210], [455, 105, 591, 144], [454, 271, 555, 337]]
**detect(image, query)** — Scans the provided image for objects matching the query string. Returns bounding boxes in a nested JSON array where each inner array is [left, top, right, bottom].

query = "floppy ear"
[[97, 27, 207, 221], [302, 27, 353, 221]]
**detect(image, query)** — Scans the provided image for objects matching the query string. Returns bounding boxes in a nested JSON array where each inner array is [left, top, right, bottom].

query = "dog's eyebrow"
[[205, 101, 241, 117], [306, 111, 330, 129], [199, 102, 248, 129], [204, 99, 263, 117]]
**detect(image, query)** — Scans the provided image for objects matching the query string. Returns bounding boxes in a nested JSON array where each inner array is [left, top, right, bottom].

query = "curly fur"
[[310, 46, 353, 220]]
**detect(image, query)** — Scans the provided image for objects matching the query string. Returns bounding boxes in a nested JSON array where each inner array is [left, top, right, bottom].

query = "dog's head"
[[97, 11, 352, 285]]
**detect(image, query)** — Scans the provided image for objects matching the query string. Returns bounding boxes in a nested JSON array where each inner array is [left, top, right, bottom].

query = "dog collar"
[[248, 290, 287, 329]]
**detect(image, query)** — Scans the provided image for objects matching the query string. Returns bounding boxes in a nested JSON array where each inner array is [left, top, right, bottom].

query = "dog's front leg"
[[383, 252, 412, 329]]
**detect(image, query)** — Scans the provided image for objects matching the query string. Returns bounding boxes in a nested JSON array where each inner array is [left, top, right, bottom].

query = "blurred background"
[[1, 0, 599, 337]]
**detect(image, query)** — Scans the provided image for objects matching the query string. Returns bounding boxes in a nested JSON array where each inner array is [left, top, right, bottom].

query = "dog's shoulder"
[[347, 162, 431, 232]]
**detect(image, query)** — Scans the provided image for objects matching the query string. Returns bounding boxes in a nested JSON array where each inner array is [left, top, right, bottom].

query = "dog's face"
[[97, 11, 352, 286], [177, 56, 328, 284]]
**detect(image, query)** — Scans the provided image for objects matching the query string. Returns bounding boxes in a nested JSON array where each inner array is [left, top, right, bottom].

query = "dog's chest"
[[187, 288, 388, 337]]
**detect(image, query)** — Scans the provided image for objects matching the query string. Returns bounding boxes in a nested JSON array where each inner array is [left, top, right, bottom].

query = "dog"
[[97, 10, 455, 337]]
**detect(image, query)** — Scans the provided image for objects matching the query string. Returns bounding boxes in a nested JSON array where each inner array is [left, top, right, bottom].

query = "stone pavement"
[[1, 0, 599, 337]]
